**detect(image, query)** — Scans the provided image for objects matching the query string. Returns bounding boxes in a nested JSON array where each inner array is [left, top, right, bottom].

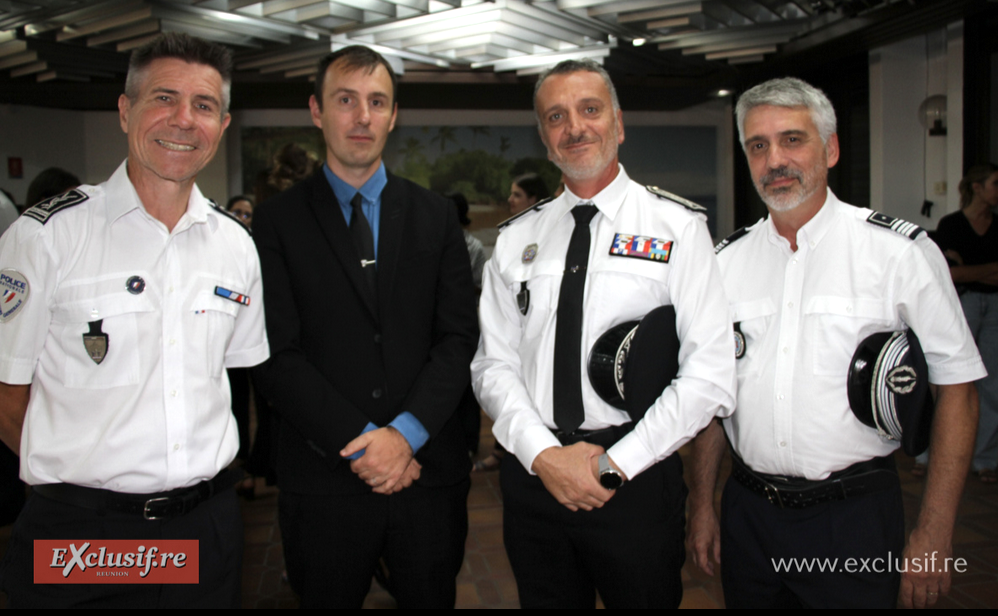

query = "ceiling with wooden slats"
[[0, 0, 987, 109]]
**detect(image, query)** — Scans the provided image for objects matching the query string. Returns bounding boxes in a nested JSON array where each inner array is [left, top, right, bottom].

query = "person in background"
[[508, 172, 550, 216], [922, 163, 998, 484], [226, 194, 254, 229]]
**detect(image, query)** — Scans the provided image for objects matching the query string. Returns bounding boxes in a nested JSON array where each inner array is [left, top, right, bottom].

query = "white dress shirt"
[[0, 161, 269, 493], [472, 165, 736, 480], [717, 189, 985, 480]]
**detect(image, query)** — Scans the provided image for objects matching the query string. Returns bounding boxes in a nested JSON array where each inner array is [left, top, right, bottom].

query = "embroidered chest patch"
[[609, 233, 673, 263]]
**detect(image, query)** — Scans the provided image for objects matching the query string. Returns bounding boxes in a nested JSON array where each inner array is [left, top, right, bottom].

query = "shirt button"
[[374, 334, 382, 344], [171, 390, 178, 397], [787, 302, 794, 309], [169, 338, 176, 345], [846, 306, 853, 314], [168, 286, 174, 293], [777, 394, 785, 400], [173, 444, 180, 451], [809, 241, 816, 248], [782, 347, 789, 354], [779, 441, 787, 447], [372, 389, 383, 399]]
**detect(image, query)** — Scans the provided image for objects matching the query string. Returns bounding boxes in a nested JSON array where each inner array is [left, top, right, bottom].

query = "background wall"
[[869, 23, 964, 227]]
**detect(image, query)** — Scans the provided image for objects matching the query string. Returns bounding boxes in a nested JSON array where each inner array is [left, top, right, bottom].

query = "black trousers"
[[500, 452, 686, 609], [279, 478, 470, 609], [0, 488, 242, 608], [720, 475, 904, 609]]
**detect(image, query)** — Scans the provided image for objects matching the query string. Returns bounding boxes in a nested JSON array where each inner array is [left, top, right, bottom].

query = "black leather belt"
[[730, 453, 897, 509], [33, 468, 242, 520], [553, 423, 634, 449]]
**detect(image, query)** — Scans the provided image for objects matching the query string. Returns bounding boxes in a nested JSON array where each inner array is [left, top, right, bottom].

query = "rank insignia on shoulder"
[[866, 211, 924, 240], [23, 189, 89, 225], [646, 186, 706, 213], [609, 233, 673, 263], [498, 196, 553, 231], [715, 226, 750, 254], [215, 286, 250, 306]]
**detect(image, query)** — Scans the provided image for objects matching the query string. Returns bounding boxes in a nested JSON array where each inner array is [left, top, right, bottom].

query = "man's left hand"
[[341, 426, 413, 492], [900, 527, 952, 609]]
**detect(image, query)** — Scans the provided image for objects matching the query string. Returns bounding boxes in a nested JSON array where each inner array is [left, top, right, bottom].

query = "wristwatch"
[[598, 453, 623, 490]]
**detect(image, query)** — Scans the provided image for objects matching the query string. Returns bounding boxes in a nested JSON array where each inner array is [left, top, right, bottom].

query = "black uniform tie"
[[553, 203, 598, 433], [350, 192, 377, 298]]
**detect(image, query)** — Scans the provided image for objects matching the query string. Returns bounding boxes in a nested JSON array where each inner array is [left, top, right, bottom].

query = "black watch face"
[[600, 472, 622, 490]]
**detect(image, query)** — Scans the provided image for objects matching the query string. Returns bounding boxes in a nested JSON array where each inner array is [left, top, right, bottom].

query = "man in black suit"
[[252, 46, 478, 609]]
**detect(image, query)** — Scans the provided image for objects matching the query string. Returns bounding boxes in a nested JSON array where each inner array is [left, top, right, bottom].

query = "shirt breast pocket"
[[730, 298, 776, 377], [190, 290, 239, 378], [505, 261, 560, 342], [805, 296, 892, 376], [52, 294, 154, 389]]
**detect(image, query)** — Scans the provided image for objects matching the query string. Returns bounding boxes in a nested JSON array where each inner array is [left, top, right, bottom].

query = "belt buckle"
[[764, 484, 785, 508], [143, 496, 170, 520]]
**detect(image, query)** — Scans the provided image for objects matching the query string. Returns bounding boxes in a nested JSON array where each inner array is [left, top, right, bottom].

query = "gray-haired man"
[[471, 58, 735, 608], [688, 77, 983, 609]]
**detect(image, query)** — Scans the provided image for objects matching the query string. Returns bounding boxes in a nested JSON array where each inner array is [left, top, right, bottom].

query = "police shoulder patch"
[[714, 226, 750, 254], [646, 186, 706, 213], [210, 201, 252, 236], [22, 189, 89, 225], [498, 196, 553, 231], [865, 211, 924, 240]]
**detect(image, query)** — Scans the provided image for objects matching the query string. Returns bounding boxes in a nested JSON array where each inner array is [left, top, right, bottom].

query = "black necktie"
[[554, 203, 598, 433], [349, 192, 377, 298]]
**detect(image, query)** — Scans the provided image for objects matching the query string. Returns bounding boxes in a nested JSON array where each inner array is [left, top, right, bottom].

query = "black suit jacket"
[[252, 169, 478, 495]]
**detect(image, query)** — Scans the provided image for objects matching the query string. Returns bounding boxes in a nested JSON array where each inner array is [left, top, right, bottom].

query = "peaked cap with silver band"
[[847, 329, 934, 456], [587, 305, 680, 421]]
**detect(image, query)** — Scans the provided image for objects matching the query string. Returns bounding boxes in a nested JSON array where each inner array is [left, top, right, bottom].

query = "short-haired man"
[[252, 46, 478, 608], [0, 33, 267, 607], [470, 59, 736, 608], [688, 77, 984, 609]]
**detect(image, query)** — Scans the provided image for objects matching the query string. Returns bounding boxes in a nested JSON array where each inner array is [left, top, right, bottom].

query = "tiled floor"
[[4, 415, 998, 609]]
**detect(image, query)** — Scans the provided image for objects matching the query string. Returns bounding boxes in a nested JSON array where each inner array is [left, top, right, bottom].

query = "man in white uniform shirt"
[[471, 59, 736, 608], [687, 77, 984, 609], [0, 33, 268, 607]]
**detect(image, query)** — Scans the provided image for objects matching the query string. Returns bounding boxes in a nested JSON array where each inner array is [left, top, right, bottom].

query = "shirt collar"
[[560, 163, 629, 222], [764, 187, 840, 251], [323, 161, 388, 206], [106, 159, 213, 231]]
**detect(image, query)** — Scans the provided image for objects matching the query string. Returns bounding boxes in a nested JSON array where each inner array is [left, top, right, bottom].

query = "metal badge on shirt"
[[521, 244, 538, 264], [0, 269, 30, 323], [609, 233, 673, 263], [83, 319, 108, 365]]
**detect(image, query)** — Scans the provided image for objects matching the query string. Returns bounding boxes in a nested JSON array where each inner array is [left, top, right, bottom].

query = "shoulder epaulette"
[[210, 201, 252, 236], [865, 211, 924, 240], [498, 196, 554, 231], [22, 189, 89, 225], [715, 226, 750, 254], [646, 186, 707, 213]]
